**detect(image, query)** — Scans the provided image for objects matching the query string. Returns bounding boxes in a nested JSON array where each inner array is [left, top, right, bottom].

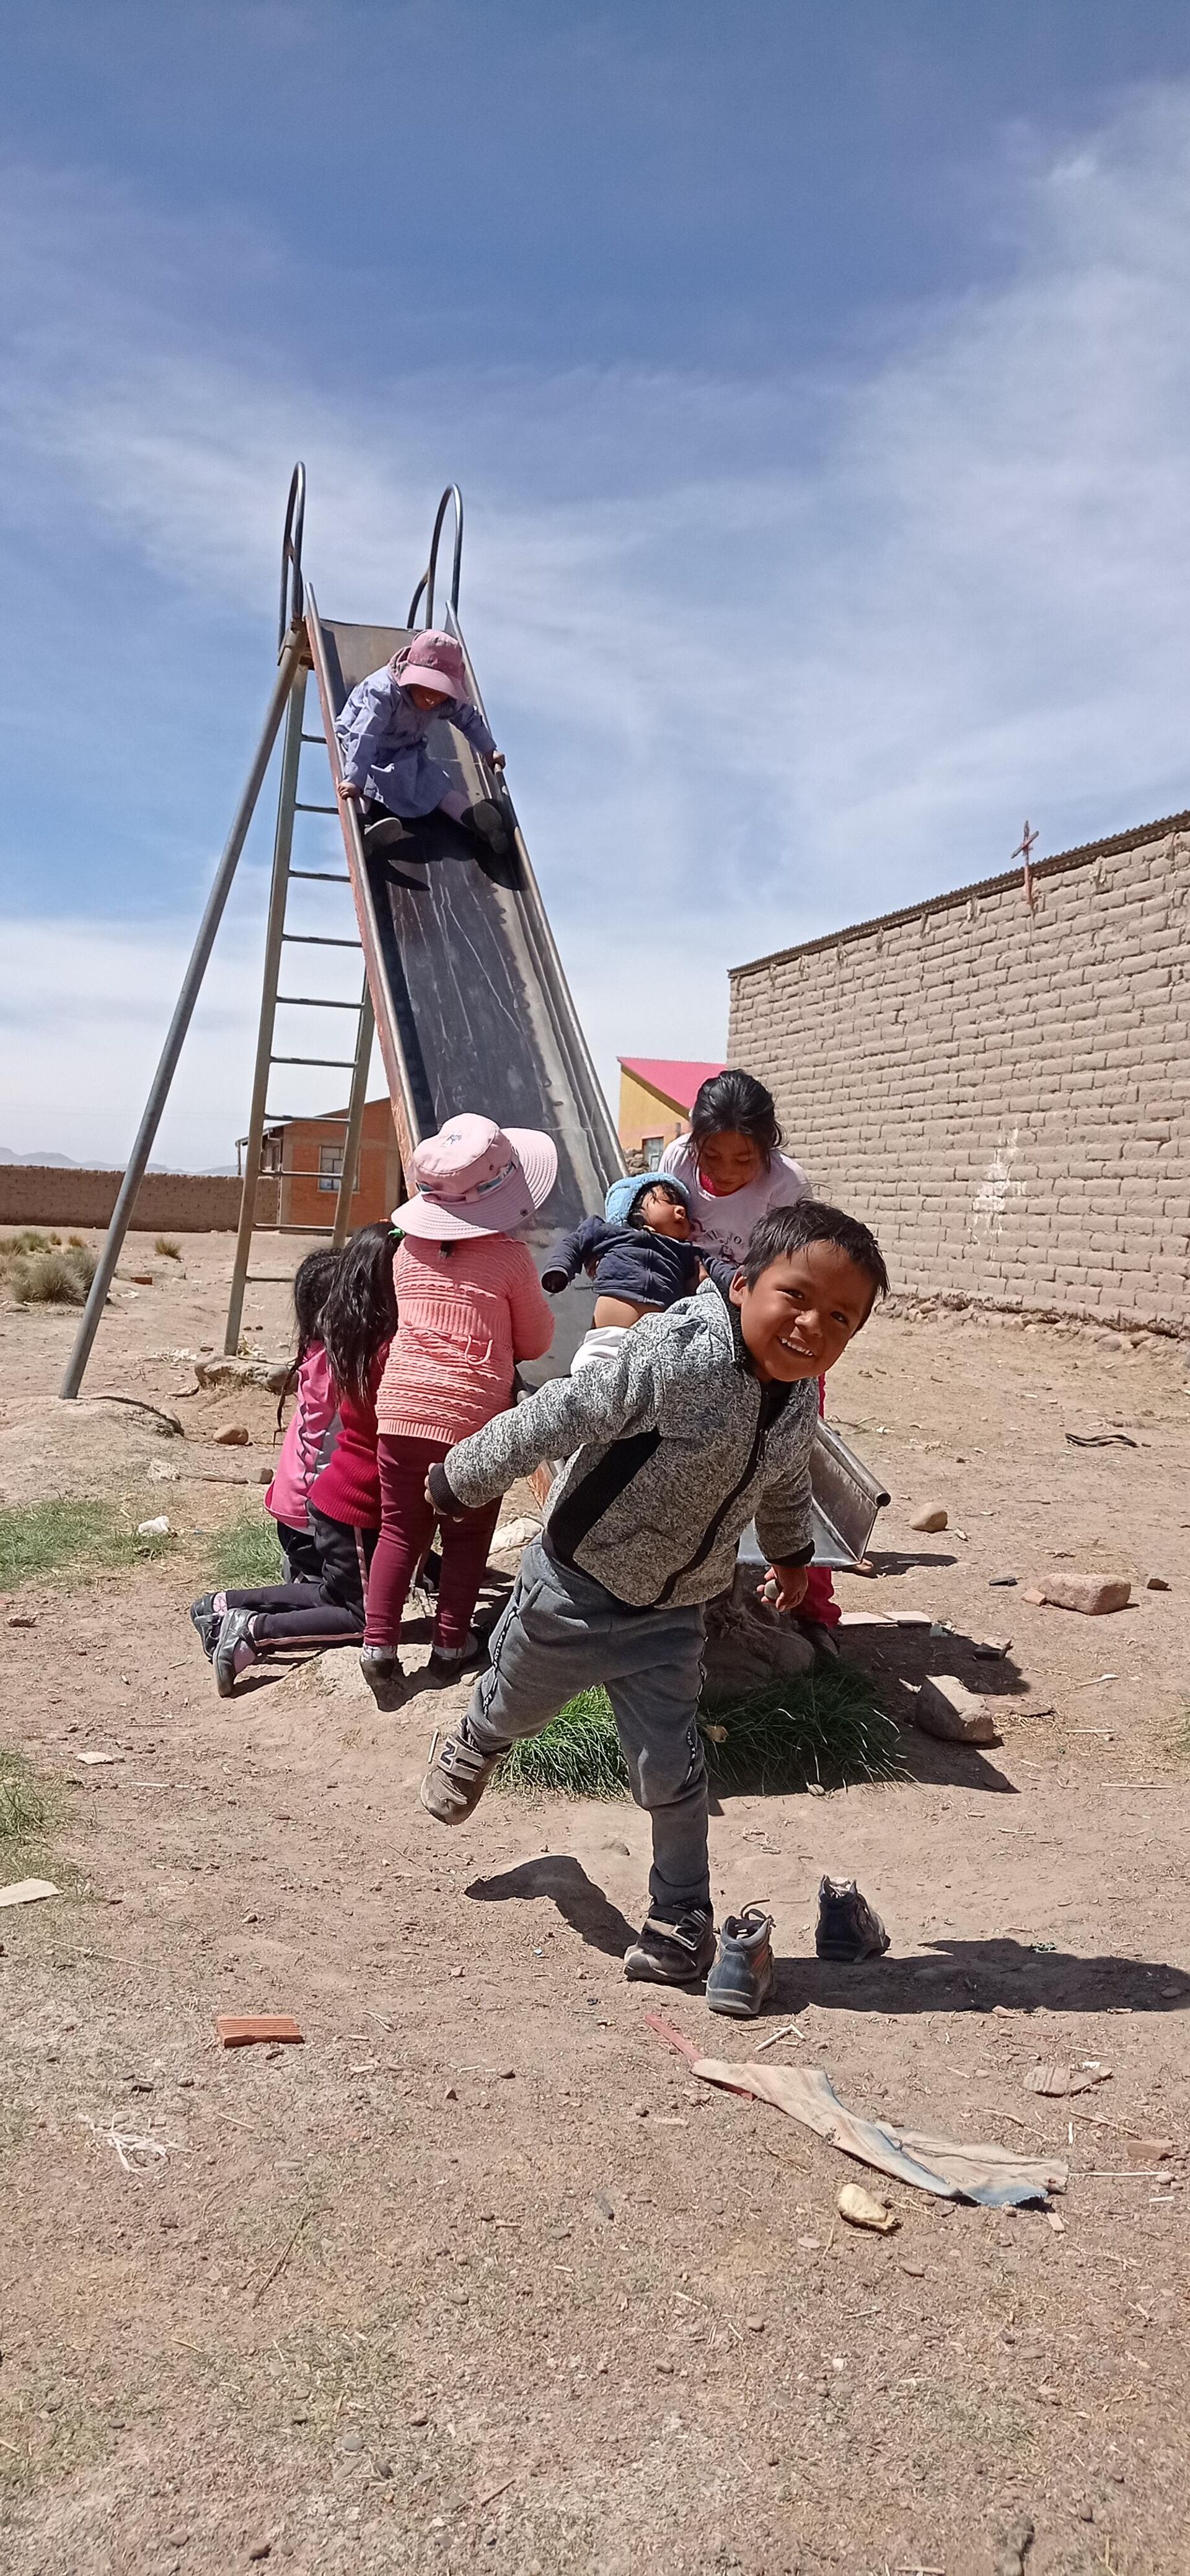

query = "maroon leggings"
[[364, 1434, 501, 1655]]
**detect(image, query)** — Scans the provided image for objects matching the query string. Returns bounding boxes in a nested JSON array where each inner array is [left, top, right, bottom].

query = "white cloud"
[[4, 86, 1190, 1164]]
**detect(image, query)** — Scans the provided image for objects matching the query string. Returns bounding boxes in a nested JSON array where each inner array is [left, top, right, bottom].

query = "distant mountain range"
[[0, 1148, 237, 1176]]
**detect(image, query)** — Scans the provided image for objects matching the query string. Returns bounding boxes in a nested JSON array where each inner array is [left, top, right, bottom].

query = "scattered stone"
[[630, 2100, 650, 2119], [914, 1675, 998, 1746], [988, 1573, 1018, 1588], [257, 1467, 272, 1485], [744, 2314, 767, 2332], [195, 1355, 289, 1394], [837, 2181, 898, 2234], [214, 1425, 250, 1447], [137, 1515, 172, 1538], [342, 2430, 363, 2453], [6, 1613, 37, 1629], [490, 1514, 542, 1554], [1146, 1574, 1171, 1591], [908, 1505, 948, 1532], [130, 1273, 154, 1286], [972, 1638, 1011, 1660], [1029, 1576, 1131, 1615], [409, 2409, 428, 2427], [147, 1459, 181, 1482]]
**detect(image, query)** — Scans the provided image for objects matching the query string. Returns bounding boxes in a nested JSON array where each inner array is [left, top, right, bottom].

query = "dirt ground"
[[1, 1232, 1188, 2576]]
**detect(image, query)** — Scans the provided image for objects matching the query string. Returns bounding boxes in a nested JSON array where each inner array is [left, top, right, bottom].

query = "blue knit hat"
[[604, 1171, 692, 1228]]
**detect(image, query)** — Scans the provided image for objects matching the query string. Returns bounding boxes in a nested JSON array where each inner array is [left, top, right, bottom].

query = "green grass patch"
[[209, 1506, 284, 1589], [498, 1665, 906, 1801], [0, 1747, 53, 1850], [0, 1497, 171, 1591], [9, 1246, 97, 1305]]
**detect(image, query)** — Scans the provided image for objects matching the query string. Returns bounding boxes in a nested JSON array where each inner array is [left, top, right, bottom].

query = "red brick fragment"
[[216, 2015, 304, 2048]]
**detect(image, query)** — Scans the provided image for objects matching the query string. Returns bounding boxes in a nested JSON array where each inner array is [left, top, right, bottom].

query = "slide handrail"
[[278, 460, 306, 654], [406, 483, 464, 628]]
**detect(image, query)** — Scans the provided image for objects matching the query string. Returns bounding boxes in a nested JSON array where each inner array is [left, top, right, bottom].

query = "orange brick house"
[[247, 1096, 404, 1233], [616, 1058, 723, 1172]]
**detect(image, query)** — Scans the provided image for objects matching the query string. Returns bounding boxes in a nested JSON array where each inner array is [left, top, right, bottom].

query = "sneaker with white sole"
[[419, 1721, 505, 1824], [706, 1907, 775, 2018], [622, 1907, 716, 1985]]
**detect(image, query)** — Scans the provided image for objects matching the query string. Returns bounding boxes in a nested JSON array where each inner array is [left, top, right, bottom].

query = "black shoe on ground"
[[426, 1628, 488, 1681], [814, 1876, 890, 1963], [359, 1646, 405, 1713], [214, 1608, 259, 1699], [706, 1906, 775, 2017], [190, 1594, 223, 1661], [623, 1907, 716, 1985]]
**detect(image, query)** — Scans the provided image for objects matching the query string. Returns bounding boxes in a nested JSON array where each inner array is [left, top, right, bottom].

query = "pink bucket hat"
[[392, 629, 468, 701], [395, 1113, 558, 1241]]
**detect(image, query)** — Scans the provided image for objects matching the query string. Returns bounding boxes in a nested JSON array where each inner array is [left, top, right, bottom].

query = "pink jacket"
[[376, 1236, 553, 1446], [265, 1343, 336, 1531]]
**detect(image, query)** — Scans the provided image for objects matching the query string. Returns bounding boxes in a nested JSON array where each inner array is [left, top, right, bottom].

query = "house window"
[[318, 1144, 358, 1194], [643, 1136, 664, 1170]]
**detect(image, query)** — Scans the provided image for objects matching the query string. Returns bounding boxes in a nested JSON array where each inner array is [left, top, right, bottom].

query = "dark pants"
[[364, 1435, 501, 1655], [276, 1518, 322, 1586], [224, 1506, 377, 1648]]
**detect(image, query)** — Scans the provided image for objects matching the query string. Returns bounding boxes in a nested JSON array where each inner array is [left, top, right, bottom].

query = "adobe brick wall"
[[727, 815, 1190, 1334], [0, 1168, 278, 1232]]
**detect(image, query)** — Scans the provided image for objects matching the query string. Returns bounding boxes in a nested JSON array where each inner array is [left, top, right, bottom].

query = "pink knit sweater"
[[376, 1235, 554, 1444]]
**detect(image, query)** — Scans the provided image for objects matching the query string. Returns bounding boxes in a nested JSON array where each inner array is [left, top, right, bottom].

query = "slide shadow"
[[465, 1856, 634, 1959]]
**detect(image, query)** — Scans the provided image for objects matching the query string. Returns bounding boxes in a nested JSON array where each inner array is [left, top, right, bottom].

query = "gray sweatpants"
[[466, 1537, 710, 1918]]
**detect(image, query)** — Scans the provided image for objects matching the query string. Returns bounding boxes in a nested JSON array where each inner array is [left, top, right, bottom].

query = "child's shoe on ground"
[[706, 1906, 775, 2017], [359, 1646, 404, 1713], [426, 1629, 488, 1681], [419, 1721, 504, 1824], [190, 1593, 226, 1660], [814, 1875, 889, 1962], [623, 1906, 716, 1985], [214, 1608, 260, 1697]]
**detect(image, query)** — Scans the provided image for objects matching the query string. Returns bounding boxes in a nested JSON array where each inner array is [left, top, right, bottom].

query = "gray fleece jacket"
[[434, 1282, 816, 1611]]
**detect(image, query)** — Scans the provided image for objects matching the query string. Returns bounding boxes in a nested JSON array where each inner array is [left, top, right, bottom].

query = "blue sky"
[[2, 2, 1190, 1166]]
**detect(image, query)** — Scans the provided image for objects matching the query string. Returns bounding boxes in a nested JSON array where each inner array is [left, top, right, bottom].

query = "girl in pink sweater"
[[361, 1113, 555, 1712]]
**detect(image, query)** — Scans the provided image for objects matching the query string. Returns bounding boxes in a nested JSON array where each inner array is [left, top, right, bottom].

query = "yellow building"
[[617, 1058, 723, 1172]]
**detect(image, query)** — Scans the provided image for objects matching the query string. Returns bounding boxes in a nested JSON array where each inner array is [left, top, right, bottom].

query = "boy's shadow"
[[465, 1857, 634, 1959]]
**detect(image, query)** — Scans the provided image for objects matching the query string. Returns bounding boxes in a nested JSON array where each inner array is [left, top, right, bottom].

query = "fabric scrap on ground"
[[646, 2015, 1065, 2207]]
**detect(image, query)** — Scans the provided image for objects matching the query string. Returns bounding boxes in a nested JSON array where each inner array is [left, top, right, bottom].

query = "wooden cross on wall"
[[1012, 818, 1039, 912]]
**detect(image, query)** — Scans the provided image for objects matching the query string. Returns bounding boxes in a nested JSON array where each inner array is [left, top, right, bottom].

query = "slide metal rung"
[[280, 931, 361, 947], [289, 869, 351, 884], [273, 1223, 338, 1235], [263, 1107, 355, 1127], [276, 993, 361, 1009], [270, 1053, 356, 1069], [295, 801, 338, 814], [300, 731, 327, 743]]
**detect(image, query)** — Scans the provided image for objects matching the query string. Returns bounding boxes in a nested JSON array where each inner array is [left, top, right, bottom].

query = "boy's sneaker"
[[427, 1628, 488, 1681], [419, 1721, 504, 1825], [706, 1907, 775, 2018], [623, 1907, 716, 1985], [190, 1593, 225, 1660], [214, 1609, 259, 1698], [359, 1646, 404, 1713], [361, 809, 410, 855], [814, 1876, 890, 1963]]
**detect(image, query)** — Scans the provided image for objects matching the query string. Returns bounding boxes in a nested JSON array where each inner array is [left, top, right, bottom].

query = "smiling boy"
[[418, 1200, 889, 2001]]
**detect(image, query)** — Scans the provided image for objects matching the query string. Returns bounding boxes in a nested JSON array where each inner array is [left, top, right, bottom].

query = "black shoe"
[[362, 809, 410, 855], [359, 1646, 405, 1713], [706, 1907, 775, 2018], [190, 1594, 224, 1661], [623, 1907, 716, 1985], [426, 1629, 488, 1681], [214, 1608, 259, 1699], [814, 1876, 890, 1963], [460, 797, 511, 857]]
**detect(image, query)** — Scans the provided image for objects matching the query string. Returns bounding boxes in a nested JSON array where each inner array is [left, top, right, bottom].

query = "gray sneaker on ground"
[[419, 1722, 505, 1824], [706, 1906, 775, 2017]]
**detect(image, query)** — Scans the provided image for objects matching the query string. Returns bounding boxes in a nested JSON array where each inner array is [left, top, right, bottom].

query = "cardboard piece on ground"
[[216, 2014, 304, 2048], [0, 1878, 59, 1909], [1025, 2062, 1111, 2098]]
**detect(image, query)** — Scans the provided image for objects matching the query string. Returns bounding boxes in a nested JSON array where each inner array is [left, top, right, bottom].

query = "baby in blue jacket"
[[544, 1172, 705, 1374]]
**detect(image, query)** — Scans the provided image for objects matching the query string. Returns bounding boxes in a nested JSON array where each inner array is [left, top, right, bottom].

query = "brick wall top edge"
[[728, 811, 1190, 983]]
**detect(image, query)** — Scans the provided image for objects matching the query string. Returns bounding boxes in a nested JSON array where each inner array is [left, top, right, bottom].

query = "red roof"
[[617, 1058, 723, 1115]]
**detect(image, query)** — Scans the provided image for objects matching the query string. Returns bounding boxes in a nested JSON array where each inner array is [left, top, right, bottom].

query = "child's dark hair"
[[689, 1068, 783, 1158], [628, 1177, 686, 1224], [740, 1199, 889, 1308], [319, 1221, 399, 1402], [276, 1246, 343, 1424]]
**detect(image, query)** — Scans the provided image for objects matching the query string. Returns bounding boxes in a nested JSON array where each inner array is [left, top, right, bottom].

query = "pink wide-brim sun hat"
[[392, 629, 467, 700], [395, 1112, 558, 1241]]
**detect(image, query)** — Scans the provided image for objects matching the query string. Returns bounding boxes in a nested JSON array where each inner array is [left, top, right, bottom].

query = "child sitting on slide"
[[335, 629, 510, 857], [542, 1172, 702, 1373]]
